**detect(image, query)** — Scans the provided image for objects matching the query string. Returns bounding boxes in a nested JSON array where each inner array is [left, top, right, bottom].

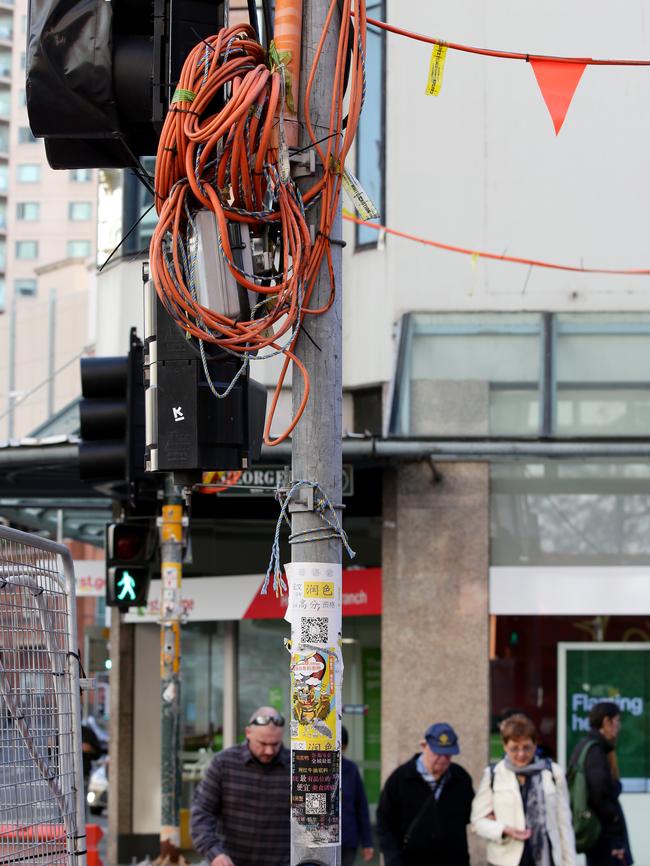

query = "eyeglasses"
[[249, 714, 285, 727]]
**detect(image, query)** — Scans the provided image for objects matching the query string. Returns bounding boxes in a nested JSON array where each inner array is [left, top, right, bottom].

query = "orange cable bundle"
[[150, 3, 367, 445]]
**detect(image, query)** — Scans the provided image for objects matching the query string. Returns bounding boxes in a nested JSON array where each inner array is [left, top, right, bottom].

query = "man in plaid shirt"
[[191, 706, 290, 866]]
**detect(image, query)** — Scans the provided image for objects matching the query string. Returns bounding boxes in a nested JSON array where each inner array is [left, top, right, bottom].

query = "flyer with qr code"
[[291, 749, 340, 845], [284, 562, 342, 648]]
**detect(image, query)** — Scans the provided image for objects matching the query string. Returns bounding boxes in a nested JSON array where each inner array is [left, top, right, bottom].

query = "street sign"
[[199, 464, 354, 497]]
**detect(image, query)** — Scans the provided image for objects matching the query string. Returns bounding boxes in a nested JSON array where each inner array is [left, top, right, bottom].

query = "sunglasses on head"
[[249, 714, 285, 727]]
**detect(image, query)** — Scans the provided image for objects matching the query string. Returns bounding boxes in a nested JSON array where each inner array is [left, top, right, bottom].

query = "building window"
[[0, 88, 9, 118], [0, 276, 4, 311], [390, 312, 650, 439], [15, 240, 38, 259], [17, 164, 40, 183], [16, 202, 39, 221], [0, 127, 8, 153], [14, 278, 37, 297], [0, 164, 8, 192], [68, 201, 93, 221], [69, 169, 92, 183], [17, 89, 26, 108], [18, 126, 36, 144], [20, 51, 25, 70], [67, 239, 92, 258], [355, 0, 385, 248], [0, 48, 10, 77]]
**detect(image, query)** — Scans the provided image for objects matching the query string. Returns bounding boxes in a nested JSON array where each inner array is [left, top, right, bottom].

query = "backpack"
[[567, 739, 601, 853]]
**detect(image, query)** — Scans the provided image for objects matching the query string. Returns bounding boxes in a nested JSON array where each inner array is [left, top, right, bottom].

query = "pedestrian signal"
[[107, 567, 150, 611], [105, 521, 155, 610]]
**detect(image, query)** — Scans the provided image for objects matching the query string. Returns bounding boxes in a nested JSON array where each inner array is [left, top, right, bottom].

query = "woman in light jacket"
[[471, 713, 576, 866]]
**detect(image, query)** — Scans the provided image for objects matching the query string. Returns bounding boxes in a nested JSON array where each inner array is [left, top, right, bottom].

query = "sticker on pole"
[[291, 749, 340, 845], [284, 562, 342, 647], [342, 168, 380, 221]]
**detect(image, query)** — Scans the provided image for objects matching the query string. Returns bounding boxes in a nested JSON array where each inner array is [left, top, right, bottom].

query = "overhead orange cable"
[[343, 213, 650, 276], [364, 15, 650, 66]]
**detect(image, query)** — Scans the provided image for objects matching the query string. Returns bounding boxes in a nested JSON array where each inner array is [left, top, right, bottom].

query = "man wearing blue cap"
[[377, 722, 474, 866]]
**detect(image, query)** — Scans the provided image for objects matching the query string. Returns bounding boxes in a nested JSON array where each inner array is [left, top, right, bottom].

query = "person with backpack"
[[568, 701, 633, 866], [471, 713, 575, 866]]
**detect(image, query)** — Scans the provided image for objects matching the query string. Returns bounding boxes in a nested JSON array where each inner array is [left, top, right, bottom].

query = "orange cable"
[[150, 7, 366, 445], [364, 14, 650, 66], [343, 212, 650, 276]]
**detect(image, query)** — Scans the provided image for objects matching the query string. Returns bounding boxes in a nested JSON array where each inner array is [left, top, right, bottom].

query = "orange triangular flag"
[[530, 59, 586, 134]]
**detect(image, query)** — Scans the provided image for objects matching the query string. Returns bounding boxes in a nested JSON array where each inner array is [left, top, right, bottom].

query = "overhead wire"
[[343, 212, 650, 276], [363, 15, 650, 66], [150, 3, 367, 446]]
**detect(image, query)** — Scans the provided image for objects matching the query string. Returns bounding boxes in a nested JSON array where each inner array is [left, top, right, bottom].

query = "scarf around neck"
[[504, 756, 552, 866]]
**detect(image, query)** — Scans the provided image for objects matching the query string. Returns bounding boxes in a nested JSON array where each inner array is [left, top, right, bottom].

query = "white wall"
[[343, 0, 650, 388]]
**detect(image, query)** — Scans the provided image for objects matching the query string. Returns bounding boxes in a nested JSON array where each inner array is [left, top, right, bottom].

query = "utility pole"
[[290, 0, 343, 863], [158, 481, 185, 863]]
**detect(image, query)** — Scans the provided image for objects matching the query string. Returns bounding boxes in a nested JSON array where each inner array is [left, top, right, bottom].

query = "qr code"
[[305, 793, 327, 815], [301, 616, 328, 643]]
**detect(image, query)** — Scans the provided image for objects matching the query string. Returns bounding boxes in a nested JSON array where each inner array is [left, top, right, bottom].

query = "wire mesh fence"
[[0, 526, 86, 866]]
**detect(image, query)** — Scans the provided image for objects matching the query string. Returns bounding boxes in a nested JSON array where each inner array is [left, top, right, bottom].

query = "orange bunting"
[[530, 59, 586, 134]]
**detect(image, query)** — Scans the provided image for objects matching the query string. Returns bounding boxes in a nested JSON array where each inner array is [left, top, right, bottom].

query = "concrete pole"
[[290, 1, 343, 863], [159, 483, 184, 863]]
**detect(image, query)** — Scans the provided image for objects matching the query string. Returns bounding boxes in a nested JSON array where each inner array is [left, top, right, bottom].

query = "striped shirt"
[[190, 741, 290, 866]]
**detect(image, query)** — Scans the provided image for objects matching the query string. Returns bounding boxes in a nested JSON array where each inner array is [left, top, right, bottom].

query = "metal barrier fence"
[[0, 525, 86, 866]]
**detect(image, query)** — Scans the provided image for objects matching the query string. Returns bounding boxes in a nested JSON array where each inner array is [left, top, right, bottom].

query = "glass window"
[[17, 89, 26, 108], [0, 88, 9, 117], [555, 314, 650, 437], [69, 169, 92, 182], [0, 126, 8, 152], [20, 51, 25, 70], [0, 203, 6, 230], [16, 202, 39, 221], [0, 19, 12, 41], [67, 239, 92, 258], [20, 15, 26, 35], [0, 164, 7, 192], [0, 277, 4, 311], [18, 126, 35, 144], [181, 623, 225, 751], [68, 201, 93, 221], [14, 278, 36, 297], [491, 462, 650, 566], [355, 0, 384, 248], [390, 313, 543, 437], [0, 48, 10, 77], [15, 240, 38, 259], [17, 164, 40, 183], [0, 239, 5, 270]]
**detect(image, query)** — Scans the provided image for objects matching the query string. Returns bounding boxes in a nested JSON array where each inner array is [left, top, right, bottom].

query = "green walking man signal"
[[117, 570, 137, 602], [106, 566, 150, 610]]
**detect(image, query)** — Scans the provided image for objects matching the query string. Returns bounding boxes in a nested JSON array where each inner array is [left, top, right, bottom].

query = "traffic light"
[[79, 329, 146, 499], [26, 0, 226, 169], [105, 521, 154, 610]]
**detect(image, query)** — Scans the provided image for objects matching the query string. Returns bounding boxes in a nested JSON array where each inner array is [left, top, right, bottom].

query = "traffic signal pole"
[[290, 1, 343, 863], [158, 481, 185, 863]]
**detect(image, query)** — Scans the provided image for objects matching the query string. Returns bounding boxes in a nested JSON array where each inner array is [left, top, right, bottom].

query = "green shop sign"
[[558, 643, 650, 791]]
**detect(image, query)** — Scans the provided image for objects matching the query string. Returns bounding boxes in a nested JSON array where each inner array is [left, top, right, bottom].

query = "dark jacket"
[[342, 756, 373, 850], [376, 756, 474, 866], [569, 732, 632, 864]]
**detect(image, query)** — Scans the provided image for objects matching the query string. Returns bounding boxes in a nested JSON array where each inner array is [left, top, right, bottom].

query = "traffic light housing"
[[79, 329, 147, 500], [105, 521, 155, 610], [26, 0, 227, 169]]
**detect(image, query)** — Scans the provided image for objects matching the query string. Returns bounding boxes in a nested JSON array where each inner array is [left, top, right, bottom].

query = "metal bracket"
[[79, 677, 96, 692], [287, 486, 315, 513], [289, 147, 316, 178]]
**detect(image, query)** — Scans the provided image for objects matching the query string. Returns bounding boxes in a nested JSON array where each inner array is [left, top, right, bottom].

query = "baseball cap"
[[424, 722, 460, 755]]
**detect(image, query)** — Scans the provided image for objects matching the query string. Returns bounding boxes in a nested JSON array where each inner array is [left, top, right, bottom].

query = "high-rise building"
[[0, 0, 99, 439]]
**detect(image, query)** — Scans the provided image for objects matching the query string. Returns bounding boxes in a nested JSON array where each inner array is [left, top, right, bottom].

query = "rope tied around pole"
[[262, 479, 355, 596]]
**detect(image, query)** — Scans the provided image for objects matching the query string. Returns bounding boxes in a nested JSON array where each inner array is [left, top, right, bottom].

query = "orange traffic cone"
[[86, 823, 104, 866]]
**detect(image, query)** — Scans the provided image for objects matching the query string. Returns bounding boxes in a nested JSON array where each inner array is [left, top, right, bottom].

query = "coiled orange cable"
[[150, 3, 366, 445]]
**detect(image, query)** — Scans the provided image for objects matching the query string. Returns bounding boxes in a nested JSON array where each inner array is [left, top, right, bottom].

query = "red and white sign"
[[74, 560, 106, 597], [124, 568, 381, 623]]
